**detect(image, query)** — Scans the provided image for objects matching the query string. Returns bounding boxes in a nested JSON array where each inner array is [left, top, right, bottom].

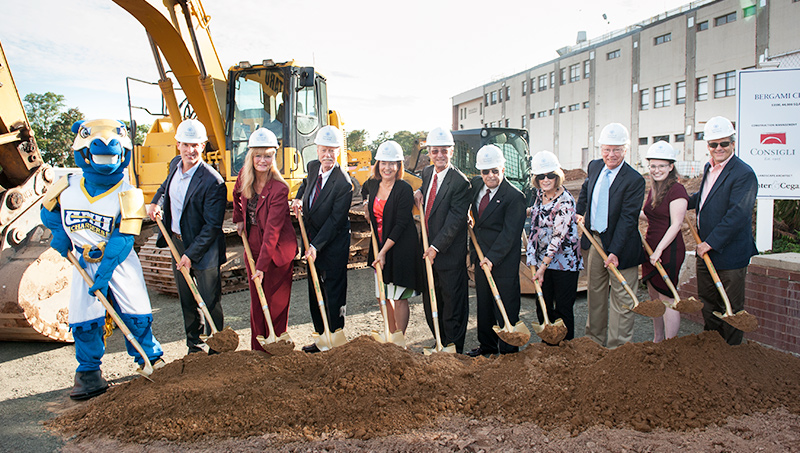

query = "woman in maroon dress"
[[233, 128, 297, 351], [640, 141, 688, 342]]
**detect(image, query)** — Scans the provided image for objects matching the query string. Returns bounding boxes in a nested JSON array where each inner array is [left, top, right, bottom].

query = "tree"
[[368, 131, 391, 155], [346, 129, 369, 152], [47, 108, 84, 167], [122, 121, 152, 146], [23, 92, 84, 167], [391, 130, 427, 156]]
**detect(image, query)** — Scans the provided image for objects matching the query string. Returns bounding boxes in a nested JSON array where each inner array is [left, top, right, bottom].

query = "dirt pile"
[[50, 332, 800, 444]]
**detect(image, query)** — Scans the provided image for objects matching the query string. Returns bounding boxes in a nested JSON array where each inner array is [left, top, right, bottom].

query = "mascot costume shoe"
[[41, 119, 164, 400]]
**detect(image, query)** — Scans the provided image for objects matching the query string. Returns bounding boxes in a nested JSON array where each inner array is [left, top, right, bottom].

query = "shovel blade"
[[311, 332, 332, 351], [714, 310, 759, 332], [370, 330, 388, 343], [424, 342, 457, 355], [673, 297, 703, 313], [331, 328, 348, 348], [493, 323, 530, 347], [632, 299, 667, 318], [391, 331, 407, 348]]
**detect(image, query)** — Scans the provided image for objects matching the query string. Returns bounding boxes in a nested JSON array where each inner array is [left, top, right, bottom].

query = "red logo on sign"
[[761, 133, 786, 145]]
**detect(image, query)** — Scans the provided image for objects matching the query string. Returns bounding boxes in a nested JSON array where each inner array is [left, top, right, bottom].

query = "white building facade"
[[452, 0, 800, 173]]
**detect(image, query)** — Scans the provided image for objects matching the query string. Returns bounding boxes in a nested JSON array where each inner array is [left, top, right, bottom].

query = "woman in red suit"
[[233, 128, 297, 351]]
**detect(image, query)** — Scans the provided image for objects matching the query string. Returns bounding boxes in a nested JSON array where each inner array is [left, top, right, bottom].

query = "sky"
[[1, 0, 693, 142]]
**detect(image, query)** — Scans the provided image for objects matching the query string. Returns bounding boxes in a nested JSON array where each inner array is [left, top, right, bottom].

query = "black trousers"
[[423, 266, 469, 353], [697, 261, 747, 345], [538, 269, 580, 343], [475, 269, 521, 354], [307, 263, 347, 334], [171, 234, 224, 353]]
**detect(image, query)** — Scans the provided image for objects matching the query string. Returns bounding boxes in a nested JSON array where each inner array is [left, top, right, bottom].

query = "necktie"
[[594, 168, 611, 233], [425, 173, 438, 227], [478, 190, 490, 218], [310, 174, 322, 208]]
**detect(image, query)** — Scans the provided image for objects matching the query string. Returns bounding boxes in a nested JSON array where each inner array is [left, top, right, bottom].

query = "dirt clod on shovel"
[[632, 300, 667, 318], [537, 324, 568, 345], [720, 311, 759, 332], [674, 297, 703, 313], [204, 327, 239, 352], [261, 339, 295, 357], [497, 331, 529, 347]]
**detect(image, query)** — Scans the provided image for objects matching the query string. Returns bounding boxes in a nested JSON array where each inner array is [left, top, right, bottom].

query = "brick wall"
[[678, 253, 800, 356]]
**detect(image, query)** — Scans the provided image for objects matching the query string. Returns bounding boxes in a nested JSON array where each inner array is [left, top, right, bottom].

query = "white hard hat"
[[248, 127, 279, 148], [375, 140, 404, 161], [598, 123, 630, 146], [314, 125, 343, 148], [174, 118, 208, 144], [531, 151, 561, 174], [475, 145, 505, 170], [703, 116, 735, 141], [426, 127, 455, 147], [646, 141, 678, 161]]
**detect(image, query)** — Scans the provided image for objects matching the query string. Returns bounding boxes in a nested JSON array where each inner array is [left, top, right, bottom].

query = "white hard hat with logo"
[[175, 118, 208, 144], [426, 127, 455, 147], [703, 116, 735, 141], [314, 125, 343, 148], [475, 145, 505, 170], [531, 150, 562, 174], [598, 123, 630, 146], [646, 141, 678, 161], [248, 127, 279, 148], [375, 140, 404, 161]]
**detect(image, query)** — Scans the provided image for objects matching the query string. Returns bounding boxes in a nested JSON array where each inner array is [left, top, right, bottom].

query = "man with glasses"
[[576, 123, 645, 349], [688, 116, 758, 345], [466, 145, 526, 356], [413, 127, 471, 354]]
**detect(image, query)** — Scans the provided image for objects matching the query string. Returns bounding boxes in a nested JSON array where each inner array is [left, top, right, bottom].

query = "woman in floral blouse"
[[526, 151, 584, 343]]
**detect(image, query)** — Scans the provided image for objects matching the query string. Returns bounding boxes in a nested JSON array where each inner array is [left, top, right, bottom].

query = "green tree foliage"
[[391, 131, 427, 156], [346, 129, 369, 152], [368, 131, 391, 154], [122, 121, 151, 146], [23, 92, 84, 167]]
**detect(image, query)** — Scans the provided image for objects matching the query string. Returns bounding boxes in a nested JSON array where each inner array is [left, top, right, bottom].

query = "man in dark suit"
[[688, 116, 758, 345], [576, 123, 645, 349], [146, 119, 227, 354], [467, 145, 526, 356], [291, 125, 352, 353], [413, 127, 471, 353]]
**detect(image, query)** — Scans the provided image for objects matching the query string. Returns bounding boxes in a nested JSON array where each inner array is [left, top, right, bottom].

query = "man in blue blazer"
[[576, 123, 645, 349], [688, 116, 758, 345], [147, 119, 227, 354]]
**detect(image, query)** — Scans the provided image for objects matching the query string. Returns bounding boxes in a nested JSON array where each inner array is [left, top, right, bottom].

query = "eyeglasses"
[[649, 164, 670, 171], [535, 172, 558, 181], [601, 147, 626, 155], [429, 148, 450, 155], [481, 169, 500, 175], [708, 141, 731, 149]]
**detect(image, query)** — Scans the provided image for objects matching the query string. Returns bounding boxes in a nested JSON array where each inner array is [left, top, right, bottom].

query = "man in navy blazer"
[[413, 127, 471, 354], [467, 145, 526, 357], [292, 125, 353, 353], [147, 119, 227, 354], [688, 116, 758, 345], [576, 123, 645, 349]]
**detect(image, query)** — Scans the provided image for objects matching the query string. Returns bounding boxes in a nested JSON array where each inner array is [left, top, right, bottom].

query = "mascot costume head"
[[72, 119, 133, 187]]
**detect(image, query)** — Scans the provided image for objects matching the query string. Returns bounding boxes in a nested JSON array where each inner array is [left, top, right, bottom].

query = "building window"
[[568, 103, 579, 111], [640, 89, 650, 110], [505, 86, 511, 101], [697, 20, 709, 31], [530, 78, 536, 93], [675, 134, 685, 142], [743, 5, 756, 17], [505, 119, 510, 127], [676, 81, 686, 105], [491, 91, 497, 105], [714, 71, 736, 98], [715, 12, 736, 26], [654, 84, 671, 108], [538, 111, 546, 118], [549, 109, 555, 115], [653, 135, 670, 143], [607, 49, 621, 60], [558, 106, 566, 113], [538, 75, 547, 91], [522, 115, 527, 128], [569, 64, 580, 82], [696, 76, 708, 101], [654, 33, 672, 45], [479, 103, 482, 114], [695, 132, 704, 140], [522, 80, 527, 96], [530, 113, 535, 119], [584, 60, 591, 79], [550, 71, 555, 88], [583, 101, 590, 109], [639, 137, 649, 145], [559, 68, 566, 85]]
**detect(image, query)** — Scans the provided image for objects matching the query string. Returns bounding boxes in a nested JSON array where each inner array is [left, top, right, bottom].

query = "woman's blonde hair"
[[531, 167, 565, 190], [239, 147, 288, 199]]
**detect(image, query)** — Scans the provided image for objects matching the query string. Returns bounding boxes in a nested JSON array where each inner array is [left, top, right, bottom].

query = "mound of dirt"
[[49, 332, 800, 444], [563, 168, 587, 181]]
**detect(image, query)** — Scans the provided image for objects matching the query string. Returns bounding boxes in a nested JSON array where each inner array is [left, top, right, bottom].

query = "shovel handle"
[[240, 229, 278, 342], [520, 233, 553, 325], [686, 220, 735, 316], [296, 211, 335, 347], [418, 201, 445, 351], [66, 253, 154, 375], [368, 222, 394, 341], [467, 226, 514, 331], [639, 233, 682, 301], [576, 221, 640, 307], [155, 217, 218, 334]]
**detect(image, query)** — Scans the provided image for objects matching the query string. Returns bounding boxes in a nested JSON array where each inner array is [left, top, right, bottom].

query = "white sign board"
[[738, 68, 800, 199]]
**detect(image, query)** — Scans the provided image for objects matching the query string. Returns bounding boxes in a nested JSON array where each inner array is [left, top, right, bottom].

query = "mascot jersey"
[[59, 175, 152, 325]]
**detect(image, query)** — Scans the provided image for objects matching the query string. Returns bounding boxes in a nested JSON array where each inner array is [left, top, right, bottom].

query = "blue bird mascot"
[[40, 119, 164, 400]]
